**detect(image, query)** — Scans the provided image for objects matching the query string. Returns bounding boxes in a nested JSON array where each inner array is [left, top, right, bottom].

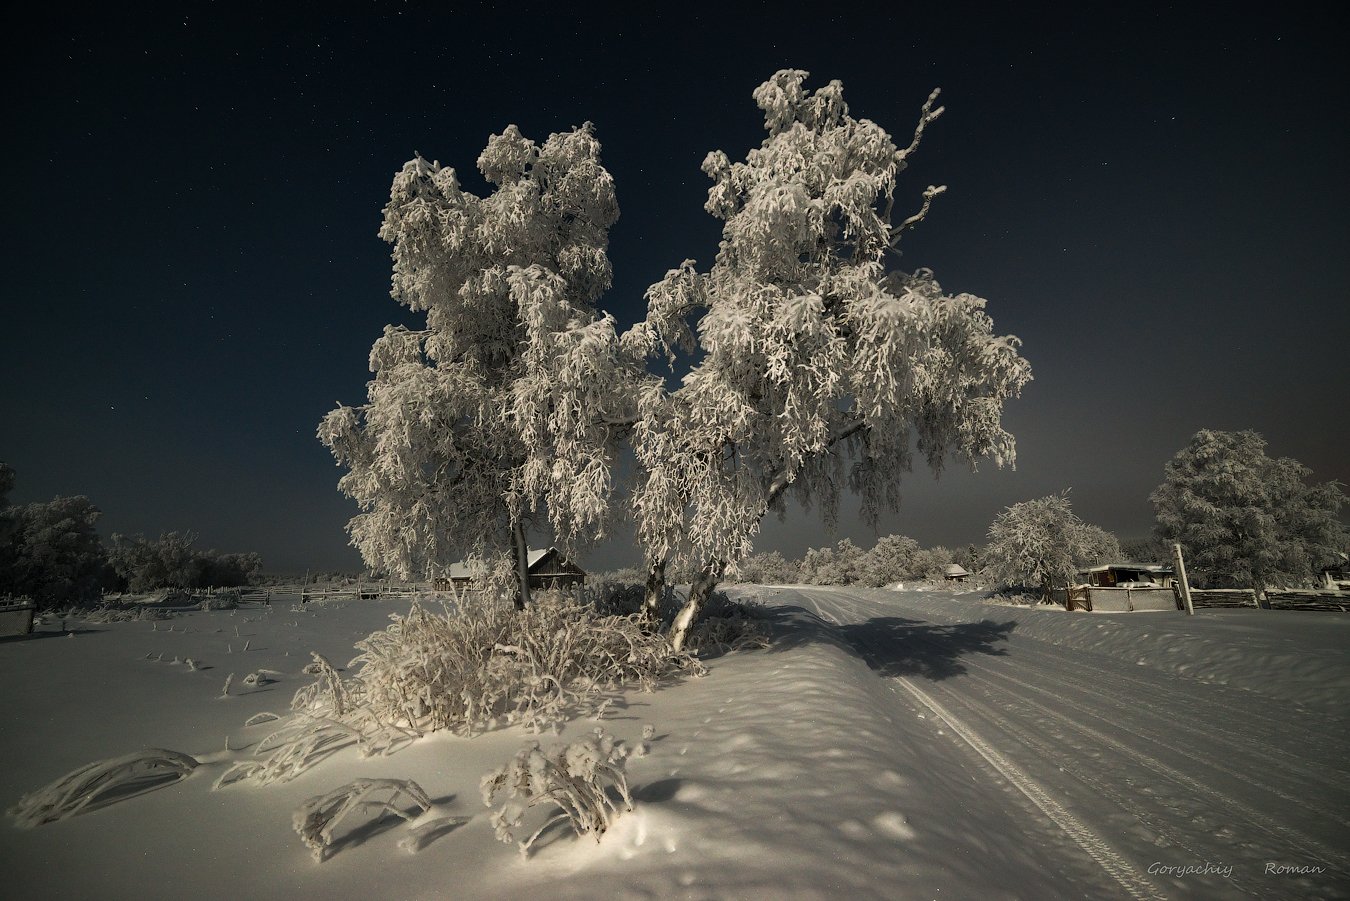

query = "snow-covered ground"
[[1, 588, 1346, 899]]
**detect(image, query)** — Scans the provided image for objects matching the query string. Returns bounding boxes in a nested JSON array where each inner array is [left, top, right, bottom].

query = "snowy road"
[[775, 586, 1350, 900]]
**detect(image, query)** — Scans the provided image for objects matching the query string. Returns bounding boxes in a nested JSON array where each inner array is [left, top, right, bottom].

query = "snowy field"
[[1, 588, 1346, 899]]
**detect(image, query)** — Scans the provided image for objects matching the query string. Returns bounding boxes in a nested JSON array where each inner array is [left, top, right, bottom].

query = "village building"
[[432, 547, 586, 594], [943, 564, 970, 583], [1060, 563, 1179, 613]]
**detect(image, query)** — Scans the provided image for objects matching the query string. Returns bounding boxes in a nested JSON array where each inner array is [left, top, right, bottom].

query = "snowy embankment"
[[877, 586, 1350, 714], [1, 595, 1072, 900]]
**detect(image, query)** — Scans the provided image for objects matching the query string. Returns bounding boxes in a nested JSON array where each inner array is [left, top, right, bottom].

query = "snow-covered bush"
[[588, 576, 768, 654], [586, 569, 648, 616], [480, 728, 633, 855], [218, 590, 698, 789], [728, 551, 799, 585], [352, 591, 700, 737], [292, 778, 430, 862], [199, 590, 240, 610], [8, 748, 199, 827]]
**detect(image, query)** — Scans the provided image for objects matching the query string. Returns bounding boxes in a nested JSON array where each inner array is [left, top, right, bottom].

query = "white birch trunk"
[[668, 560, 723, 653]]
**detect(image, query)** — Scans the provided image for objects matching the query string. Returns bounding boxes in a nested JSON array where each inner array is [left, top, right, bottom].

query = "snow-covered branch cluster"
[[292, 778, 431, 862], [480, 727, 634, 856], [8, 749, 199, 828]]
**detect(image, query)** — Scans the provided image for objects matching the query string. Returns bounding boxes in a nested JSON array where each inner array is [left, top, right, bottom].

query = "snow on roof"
[[442, 547, 562, 580], [944, 564, 970, 576], [1080, 563, 1173, 573]]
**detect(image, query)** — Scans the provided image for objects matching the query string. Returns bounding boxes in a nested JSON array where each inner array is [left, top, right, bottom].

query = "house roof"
[[944, 564, 970, 577], [1079, 563, 1173, 574]]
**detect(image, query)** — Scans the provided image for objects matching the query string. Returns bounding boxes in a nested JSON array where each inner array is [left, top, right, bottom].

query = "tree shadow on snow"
[[758, 605, 1015, 681], [840, 616, 1016, 681]]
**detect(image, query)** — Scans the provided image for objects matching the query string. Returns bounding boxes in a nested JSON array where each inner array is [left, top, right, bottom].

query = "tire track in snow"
[[789, 587, 1347, 897], [873, 590, 1349, 762], [799, 586, 1343, 750], [953, 662, 1350, 880], [910, 676, 1276, 900], [956, 653, 1350, 834], [954, 630, 1350, 788], [891, 675, 1168, 901]]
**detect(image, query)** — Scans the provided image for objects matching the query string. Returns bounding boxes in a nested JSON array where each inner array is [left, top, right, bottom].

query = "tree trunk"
[[669, 558, 724, 653], [510, 521, 531, 612], [642, 556, 667, 624]]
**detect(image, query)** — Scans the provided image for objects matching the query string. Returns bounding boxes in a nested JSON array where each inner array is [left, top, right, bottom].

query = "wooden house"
[[432, 547, 586, 593], [943, 564, 971, 583], [1061, 563, 1178, 612]]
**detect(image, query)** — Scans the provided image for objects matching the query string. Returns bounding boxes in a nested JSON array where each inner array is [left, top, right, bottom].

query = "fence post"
[[1173, 543, 1194, 616]]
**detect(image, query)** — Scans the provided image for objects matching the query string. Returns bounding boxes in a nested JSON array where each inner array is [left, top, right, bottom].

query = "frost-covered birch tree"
[[1150, 429, 1347, 597], [319, 124, 636, 606], [623, 70, 1032, 648], [981, 492, 1120, 602]]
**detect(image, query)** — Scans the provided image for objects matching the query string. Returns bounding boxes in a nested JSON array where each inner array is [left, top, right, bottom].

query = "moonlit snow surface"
[[1, 588, 1346, 899]]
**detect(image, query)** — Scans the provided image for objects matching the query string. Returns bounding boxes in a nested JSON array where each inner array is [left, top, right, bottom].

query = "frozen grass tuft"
[[480, 727, 633, 856], [292, 778, 430, 861], [8, 749, 198, 827], [82, 604, 175, 623]]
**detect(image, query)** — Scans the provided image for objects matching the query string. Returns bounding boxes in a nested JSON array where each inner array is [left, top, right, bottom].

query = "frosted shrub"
[[353, 591, 700, 737], [9, 749, 199, 827], [200, 591, 240, 611], [292, 778, 430, 861], [586, 571, 648, 616], [480, 728, 633, 855], [217, 590, 695, 790]]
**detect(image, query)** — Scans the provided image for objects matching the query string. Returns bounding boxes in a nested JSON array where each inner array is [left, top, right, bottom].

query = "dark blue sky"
[[5, 3, 1347, 572]]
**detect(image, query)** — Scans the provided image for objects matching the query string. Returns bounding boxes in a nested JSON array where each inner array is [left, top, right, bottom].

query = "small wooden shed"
[[943, 564, 971, 583]]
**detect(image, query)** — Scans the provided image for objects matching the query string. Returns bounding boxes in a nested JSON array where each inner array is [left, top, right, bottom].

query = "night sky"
[[5, 3, 1347, 573]]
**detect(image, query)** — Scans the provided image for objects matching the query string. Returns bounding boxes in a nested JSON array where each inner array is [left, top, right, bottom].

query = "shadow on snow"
[[758, 605, 1015, 681]]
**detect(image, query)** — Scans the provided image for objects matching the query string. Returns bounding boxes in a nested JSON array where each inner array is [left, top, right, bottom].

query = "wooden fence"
[[1188, 588, 1349, 612]]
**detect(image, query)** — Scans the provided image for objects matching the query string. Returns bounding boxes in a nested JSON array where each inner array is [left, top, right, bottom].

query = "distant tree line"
[[0, 463, 264, 608], [598, 429, 1347, 605], [594, 535, 981, 590], [978, 430, 1345, 602], [105, 532, 261, 593]]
